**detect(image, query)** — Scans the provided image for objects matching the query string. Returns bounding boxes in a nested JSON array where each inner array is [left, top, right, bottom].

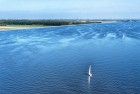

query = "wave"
[[0, 21, 140, 51]]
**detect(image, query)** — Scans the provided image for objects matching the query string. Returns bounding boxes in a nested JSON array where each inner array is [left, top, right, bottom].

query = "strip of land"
[[0, 19, 118, 31], [0, 25, 47, 31]]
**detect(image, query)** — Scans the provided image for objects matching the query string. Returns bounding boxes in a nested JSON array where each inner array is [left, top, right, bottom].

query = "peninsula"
[[0, 19, 117, 31]]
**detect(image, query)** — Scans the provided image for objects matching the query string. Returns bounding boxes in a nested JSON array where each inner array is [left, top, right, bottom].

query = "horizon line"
[[0, 18, 140, 20]]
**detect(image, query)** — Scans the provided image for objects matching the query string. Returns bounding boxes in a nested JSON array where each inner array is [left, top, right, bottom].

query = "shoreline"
[[0, 21, 117, 31], [0, 25, 48, 31]]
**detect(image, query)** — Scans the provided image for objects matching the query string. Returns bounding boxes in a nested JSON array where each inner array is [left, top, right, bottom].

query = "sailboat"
[[88, 65, 92, 77]]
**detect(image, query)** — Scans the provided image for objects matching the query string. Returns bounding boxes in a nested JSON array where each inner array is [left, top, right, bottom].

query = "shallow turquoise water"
[[0, 21, 140, 94]]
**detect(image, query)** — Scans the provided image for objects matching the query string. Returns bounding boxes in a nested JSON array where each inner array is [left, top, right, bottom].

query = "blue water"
[[0, 21, 140, 94]]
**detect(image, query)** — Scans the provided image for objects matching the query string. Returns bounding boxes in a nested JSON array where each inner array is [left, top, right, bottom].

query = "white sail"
[[88, 65, 92, 77]]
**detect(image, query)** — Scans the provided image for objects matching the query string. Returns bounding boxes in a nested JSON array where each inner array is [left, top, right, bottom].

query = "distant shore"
[[0, 25, 48, 31], [0, 20, 118, 31]]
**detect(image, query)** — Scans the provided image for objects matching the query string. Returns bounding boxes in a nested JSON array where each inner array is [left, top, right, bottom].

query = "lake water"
[[0, 21, 140, 94]]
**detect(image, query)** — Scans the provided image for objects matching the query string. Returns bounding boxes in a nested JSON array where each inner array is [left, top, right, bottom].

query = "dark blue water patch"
[[0, 21, 140, 94]]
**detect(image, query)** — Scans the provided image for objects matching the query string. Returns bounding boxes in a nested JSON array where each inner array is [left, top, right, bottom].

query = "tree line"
[[0, 20, 102, 26]]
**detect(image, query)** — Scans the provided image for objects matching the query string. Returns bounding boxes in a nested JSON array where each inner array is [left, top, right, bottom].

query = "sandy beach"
[[0, 25, 48, 31]]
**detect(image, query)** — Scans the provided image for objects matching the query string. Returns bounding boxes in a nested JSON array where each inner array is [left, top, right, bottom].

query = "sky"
[[0, 0, 140, 19]]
